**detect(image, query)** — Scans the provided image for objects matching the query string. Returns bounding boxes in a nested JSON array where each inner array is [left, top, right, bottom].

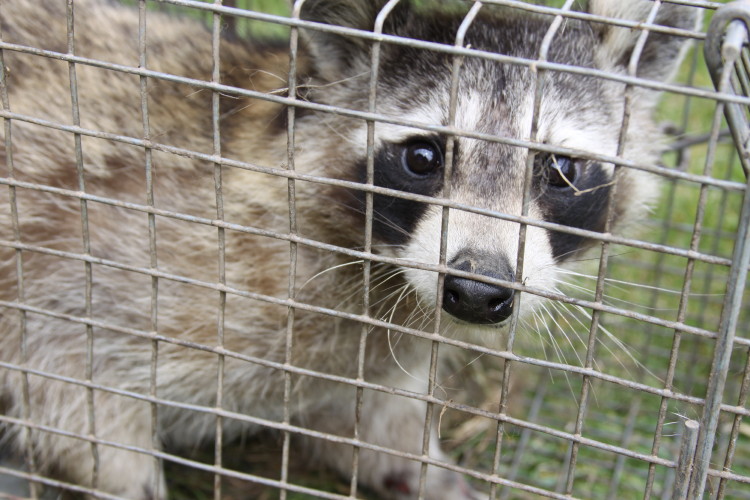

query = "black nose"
[[442, 258, 515, 325]]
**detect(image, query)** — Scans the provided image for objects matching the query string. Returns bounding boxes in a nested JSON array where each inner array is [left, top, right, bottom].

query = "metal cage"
[[0, 0, 748, 499]]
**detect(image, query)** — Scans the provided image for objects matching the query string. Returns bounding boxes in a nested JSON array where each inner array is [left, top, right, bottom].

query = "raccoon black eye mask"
[[355, 136, 446, 245], [533, 157, 615, 261], [0, 0, 698, 499]]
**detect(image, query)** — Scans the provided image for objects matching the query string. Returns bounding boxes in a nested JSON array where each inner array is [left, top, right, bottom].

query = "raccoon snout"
[[442, 256, 515, 325]]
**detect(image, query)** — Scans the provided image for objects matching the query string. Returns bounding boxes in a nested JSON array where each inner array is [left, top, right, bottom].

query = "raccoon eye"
[[403, 141, 442, 176], [538, 153, 577, 188]]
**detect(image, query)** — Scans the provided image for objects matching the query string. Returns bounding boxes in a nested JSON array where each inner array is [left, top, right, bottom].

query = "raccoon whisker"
[[219, 99, 296, 125], [555, 268, 694, 295], [320, 120, 364, 146], [368, 267, 407, 294], [600, 295, 678, 312], [563, 302, 662, 383], [322, 264, 401, 311], [549, 278, 633, 306], [400, 305, 426, 333], [547, 296, 595, 342], [305, 194, 431, 254], [333, 199, 433, 254], [296, 70, 370, 92], [548, 300, 608, 373], [530, 310, 553, 362], [219, 91, 243, 100], [530, 311, 560, 381], [552, 275, 656, 301], [375, 293, 404, 329], [435, 351, 487, 399], [572, 180, 617, 196], [386, 285, 427, 383], [342, 274, 406, 313], [540, 301, 588, 368], [247, 68, 288, 85], [372, 281, 414, 318], [402, 296, 437, 339], [531, 309, 576, 399], [184, 88, 209, 99], [380, 282, 416, 325], [548, 278, 599, 296], [413, 311, 434, 336], [546, 301, 602, 372], [333, 275, 394, 309], [523, 249, 586, 275], [537, 249, 616, 271], [533, 308, 566, 366], [408, 291, 432, 321], [369, 211, 434, 252], [372, 280, 411, 305], [550, 275, 685, 313], [367, 243, 409, 249], [297, 259, 365, 293], [403, 293, 434, 334], [461, 352, 486, 371]]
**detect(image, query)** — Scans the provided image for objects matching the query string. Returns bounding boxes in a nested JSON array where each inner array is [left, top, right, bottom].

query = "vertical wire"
[[210, 2, 226, 499], [138, 2, 163, 496], [280, 2, 305, 497], [491, 2, 576, 498], [350, 1, 402, 496], [0, 6, 39, 499], [563, 2, 662, 495], [66, 0, 99, 492], [416, 4, 483, 498]]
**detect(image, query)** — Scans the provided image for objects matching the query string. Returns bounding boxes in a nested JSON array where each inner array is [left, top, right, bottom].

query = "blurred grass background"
[[86, 1, 750, 498]]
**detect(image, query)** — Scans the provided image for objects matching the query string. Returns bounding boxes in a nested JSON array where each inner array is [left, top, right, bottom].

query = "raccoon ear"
[[588, 0, 701, 82], [298, 0, 399, 81]]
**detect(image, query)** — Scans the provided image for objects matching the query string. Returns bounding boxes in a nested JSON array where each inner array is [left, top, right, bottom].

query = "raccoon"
[[0, 0, 698, 498]]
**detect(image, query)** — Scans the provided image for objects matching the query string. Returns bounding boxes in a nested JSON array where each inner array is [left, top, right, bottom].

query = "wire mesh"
[[0, 0, 748, 499]]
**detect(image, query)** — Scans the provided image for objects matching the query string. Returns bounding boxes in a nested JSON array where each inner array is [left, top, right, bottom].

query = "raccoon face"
[[300, 0, 697, 331], [366, 101, 614, 329]]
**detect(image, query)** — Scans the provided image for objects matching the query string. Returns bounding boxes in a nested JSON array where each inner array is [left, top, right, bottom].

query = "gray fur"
[[0, 0, 698, 498]]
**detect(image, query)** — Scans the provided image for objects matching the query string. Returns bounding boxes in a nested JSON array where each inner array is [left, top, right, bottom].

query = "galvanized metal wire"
[[0, 0, 749, 499]]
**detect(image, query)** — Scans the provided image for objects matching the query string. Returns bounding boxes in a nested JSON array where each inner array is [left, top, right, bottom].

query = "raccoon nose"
[[442, 259, 515, 325]]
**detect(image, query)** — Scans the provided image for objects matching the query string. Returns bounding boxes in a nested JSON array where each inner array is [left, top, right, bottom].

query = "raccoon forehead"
[[350, 96, 447, 145], [344, 77, 618, 163], [539, 116, 620, 159], [351, 89, 517, 146]]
